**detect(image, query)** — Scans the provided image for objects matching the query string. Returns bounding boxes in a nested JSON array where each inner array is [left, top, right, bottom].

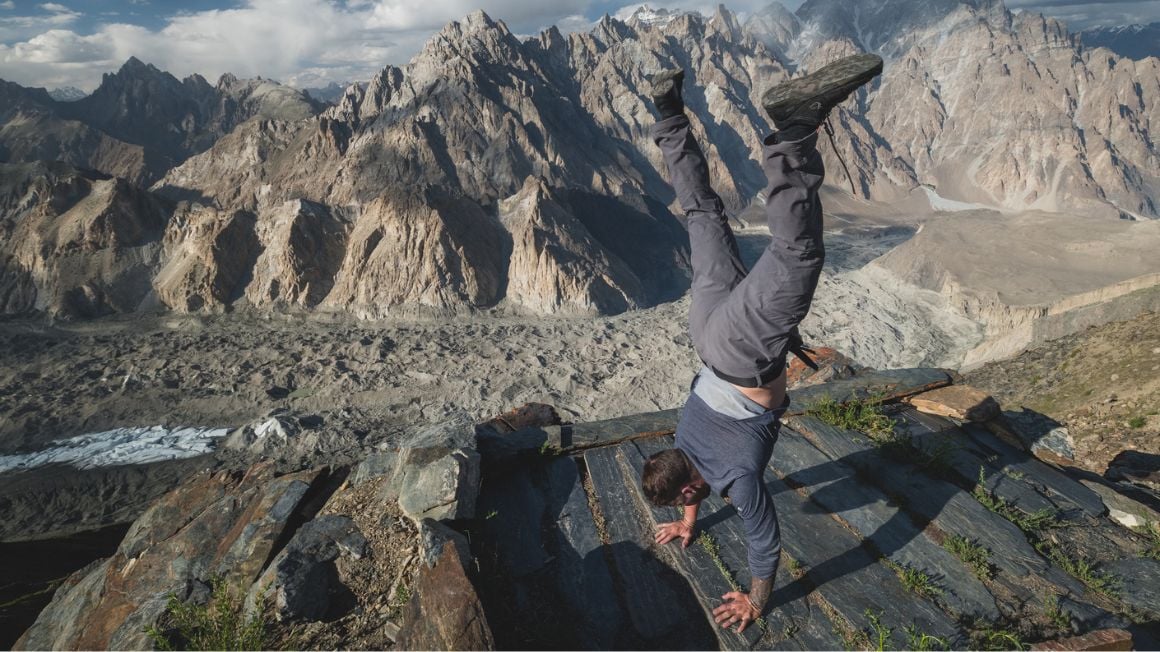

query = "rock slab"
[[395, 520, 494, 651], [907, 384, 1001, 422]]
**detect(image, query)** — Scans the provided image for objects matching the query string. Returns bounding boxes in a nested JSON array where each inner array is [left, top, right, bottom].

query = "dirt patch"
[[964, 311, 1160, 473]]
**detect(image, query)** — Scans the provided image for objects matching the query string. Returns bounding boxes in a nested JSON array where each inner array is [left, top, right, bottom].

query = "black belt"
[[710, 363, 785, 388]]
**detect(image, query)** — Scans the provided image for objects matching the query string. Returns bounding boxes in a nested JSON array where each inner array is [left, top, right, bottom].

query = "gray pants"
[[651, 114, 825, 384]]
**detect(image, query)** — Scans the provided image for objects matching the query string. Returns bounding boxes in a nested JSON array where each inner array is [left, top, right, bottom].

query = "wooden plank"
[[631, 436, 844, 651], [762, 462, 966, 649], [786, 368, 952, 416], [567, 409, 681, 450], [583, 445, 719, 649], [960, 423, 1107, 518], [773, 427, 1001, 621]]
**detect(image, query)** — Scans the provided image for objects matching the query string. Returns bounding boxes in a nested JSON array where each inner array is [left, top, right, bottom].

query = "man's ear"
[[679, 482, 699, 504]]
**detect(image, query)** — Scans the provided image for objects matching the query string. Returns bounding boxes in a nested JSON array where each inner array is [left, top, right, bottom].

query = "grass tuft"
[[145, 577, 271, 651], [972, 468, 1059, 534], [942, 534, 995, 580], [806, 395, 897, 439], [904, 623, 949, 651], [1128, 416, 1146, 429], [886, 561, 943, 599], [1043, 592, 1070, 631], [971, 624, 1025, 651]]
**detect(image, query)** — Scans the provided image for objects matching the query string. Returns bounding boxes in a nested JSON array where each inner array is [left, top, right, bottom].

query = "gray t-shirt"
[[676, 367, 787, 580]]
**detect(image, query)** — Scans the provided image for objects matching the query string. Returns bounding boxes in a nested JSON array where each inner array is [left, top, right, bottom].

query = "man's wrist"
[[748, 576, 773, 614]]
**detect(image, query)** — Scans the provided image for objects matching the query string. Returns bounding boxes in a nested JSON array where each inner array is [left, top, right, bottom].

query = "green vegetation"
[[971, 625, 1025, 651], [864, 610, 893, 652], [886, 561, 943, 599], [972, 468, 1059, 533], [942, 534, 995, 580], [806, 395, 897, 439], [538, 440, 560, 456], [1128, 416, 1147, 429], [1043, 592, 1070, 631], [1039, 545, 1120, 597], [904, 623, 949, 651], [145, 578, 270, 651], [1138, 524, 1160, 560]]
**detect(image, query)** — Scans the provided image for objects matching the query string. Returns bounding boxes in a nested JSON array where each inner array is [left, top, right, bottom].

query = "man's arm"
[[711, 473, 779, 632], [656, 502, 700, 548]]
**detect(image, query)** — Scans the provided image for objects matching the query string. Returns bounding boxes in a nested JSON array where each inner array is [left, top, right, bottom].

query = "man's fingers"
[[737, 618, 749, 633]]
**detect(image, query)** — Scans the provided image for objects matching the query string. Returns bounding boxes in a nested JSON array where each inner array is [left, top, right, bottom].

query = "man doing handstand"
[[640, 53, 883, 634]]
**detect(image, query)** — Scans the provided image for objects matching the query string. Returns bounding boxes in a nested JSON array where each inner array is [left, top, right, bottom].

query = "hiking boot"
[[761, 53, 883, 133], [650, 68, 685, 119]]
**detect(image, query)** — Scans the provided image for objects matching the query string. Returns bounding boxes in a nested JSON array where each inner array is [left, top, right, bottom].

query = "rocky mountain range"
[[1081, 22, 1160, 61], [0, 0, 1156, 320]]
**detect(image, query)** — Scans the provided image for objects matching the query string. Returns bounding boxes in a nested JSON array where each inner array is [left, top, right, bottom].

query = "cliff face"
[[0, 162, 172, 318], [1, 1, 1158, 319]]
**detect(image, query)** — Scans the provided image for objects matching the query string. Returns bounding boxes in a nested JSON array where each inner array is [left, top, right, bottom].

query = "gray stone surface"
[[1104, 557, 1160, 618], [786, 368, 953, 415], [253, 514, 368, 622], [772, 427, 1001, 621], [584, 445, 719, 649], [1004, 409, 1076, 462]]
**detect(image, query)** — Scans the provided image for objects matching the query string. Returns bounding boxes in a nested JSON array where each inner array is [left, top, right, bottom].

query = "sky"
[[0, 0, 1157, 93]]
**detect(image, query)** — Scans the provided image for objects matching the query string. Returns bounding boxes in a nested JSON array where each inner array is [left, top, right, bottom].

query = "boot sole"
[[762, 54, 883, 121]]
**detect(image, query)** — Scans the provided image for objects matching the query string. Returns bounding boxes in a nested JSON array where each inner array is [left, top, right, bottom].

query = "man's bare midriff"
[[733, 369, 787, 410]]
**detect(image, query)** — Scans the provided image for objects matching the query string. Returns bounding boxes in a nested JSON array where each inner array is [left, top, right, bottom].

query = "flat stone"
[[907, 384, 1001, 422], [787, 368, 953, 416], [474, 457, 623, 649], [960, 422, 1106, 518], [771, 427, 1001, 621], [632, 435, 845, 651], [761, 462, 965, 649], [1078, 478, 1160, 529], [1103, 557, 1160, 618], [583, 445, 719, 649], [1030, 628, 1133, 651], [395, 519, 494, 651]]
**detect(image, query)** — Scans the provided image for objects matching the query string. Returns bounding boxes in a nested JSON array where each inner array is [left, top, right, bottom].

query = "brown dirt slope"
[[963, 311, 1159, 472]]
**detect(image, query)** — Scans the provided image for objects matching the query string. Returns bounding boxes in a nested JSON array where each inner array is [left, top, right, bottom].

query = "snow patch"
[[0, 425, 231, 473], [922, 186, 989, 212]]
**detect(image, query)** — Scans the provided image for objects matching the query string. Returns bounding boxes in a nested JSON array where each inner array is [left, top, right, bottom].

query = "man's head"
[[642, 448, 709, 507]]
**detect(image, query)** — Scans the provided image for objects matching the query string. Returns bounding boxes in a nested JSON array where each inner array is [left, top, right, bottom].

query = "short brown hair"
[[642, 449, 694, 506]]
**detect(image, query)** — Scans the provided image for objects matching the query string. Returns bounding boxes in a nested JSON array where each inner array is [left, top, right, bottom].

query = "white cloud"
[[0, 0, 612, 91], [0, 2, 15, 10]]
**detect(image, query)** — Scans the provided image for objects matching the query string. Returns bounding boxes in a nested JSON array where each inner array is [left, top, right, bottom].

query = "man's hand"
[[654, 519, 695, 548], [712, 591, 760, 633]]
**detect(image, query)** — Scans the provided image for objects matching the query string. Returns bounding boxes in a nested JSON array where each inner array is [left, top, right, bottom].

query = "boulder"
[[351, 413, 481, 523], [1000, 408, 1076, 463], [15, 464, 322, 650], [475, 402, 562, 436], [395, 520, 493, 651], [251, 514, 368, 622], [906, 385, 1001, 422], [1106, 451, 1160, 492], [1030, 628, 1133, 651]]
